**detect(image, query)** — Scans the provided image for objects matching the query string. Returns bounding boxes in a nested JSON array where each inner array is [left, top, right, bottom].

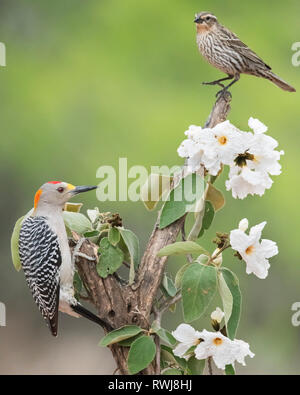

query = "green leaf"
[[162, 274, 177, 297], [73, 271, 82, 293], [161, 345, 187, 370], [99, 325, 143, 346], [83, 230, 100, 238], [96, 237, 124, 278], [108, 227, 120, 246], [206, 184, 225, 212], [159, 174, 206, 229], [169, 303, 176, 313], [64, 202, 83, 213], [218, 272, 233, 331], [163, 368, 183, 375], [198, 201, 215, 237], [221, 268, 242, 340], [225, 364, 236, 375], [11, 209, 33, 272], [175, 264, 190, 289], [182, 263, 217, 322], [183, 345, 197, 356], [156, 329, 176, 346], [118, 227, 140, 285], [140, 173, 172, 211], [195, 254, 210, 265], [63, 211, 92, 235], [187, 356, 206, 375], [11, 215, 25, 272], [161, 345, 178, 366], [128, 335, 156, 374], [118, 333, 144, 347], [157, 241, 208, 257], [151, 322, 176, 346]]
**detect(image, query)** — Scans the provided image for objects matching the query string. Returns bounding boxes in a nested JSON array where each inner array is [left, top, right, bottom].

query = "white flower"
[[172, 325, 254, 370], [226, 119, 283, 199], [248, 117, 268, 134], [194, 330, 254, 370], [178, 118, 283, 199], [211, 307, 224, 323], [238, 218, 249, 232], [230, 220, 278, 279], [172, 324, 202, 359], [178, 121, 246, 175]]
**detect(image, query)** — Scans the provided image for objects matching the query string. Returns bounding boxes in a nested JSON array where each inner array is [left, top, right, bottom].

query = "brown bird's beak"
[[194, 16, 203, 24]]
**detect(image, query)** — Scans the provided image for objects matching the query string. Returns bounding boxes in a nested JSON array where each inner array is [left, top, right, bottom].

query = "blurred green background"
[[0, 0, 299, 374]]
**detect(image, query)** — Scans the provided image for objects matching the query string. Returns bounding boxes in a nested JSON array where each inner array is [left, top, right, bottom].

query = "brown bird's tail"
[[263, 70, 296, 92]]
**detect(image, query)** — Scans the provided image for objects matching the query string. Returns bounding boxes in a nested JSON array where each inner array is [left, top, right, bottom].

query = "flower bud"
[[212, 248, 222, 266], [211, 307, 224, 330], [238, 218, 249, 232]]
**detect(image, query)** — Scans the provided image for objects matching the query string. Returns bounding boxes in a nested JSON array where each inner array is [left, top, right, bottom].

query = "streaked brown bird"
[[194, 12, 296, 93]]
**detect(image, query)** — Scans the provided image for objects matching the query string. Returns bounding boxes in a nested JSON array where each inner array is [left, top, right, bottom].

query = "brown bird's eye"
[[57, 187, 64, 193], [206, 16, 211, 21]]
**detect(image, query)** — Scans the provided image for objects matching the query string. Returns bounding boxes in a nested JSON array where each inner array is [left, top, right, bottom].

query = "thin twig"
[[181, 221, 193, 264], [208, 242, 230, 265], [154, 333, 161, 374], [122, 261, 130, 269], [208, 357, 213, 375], [158, 291, 182, 314]]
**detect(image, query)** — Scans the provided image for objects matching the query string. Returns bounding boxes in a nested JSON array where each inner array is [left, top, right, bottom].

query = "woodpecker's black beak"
[[194, 16, 203, 24], [71, 185, 97, 195]]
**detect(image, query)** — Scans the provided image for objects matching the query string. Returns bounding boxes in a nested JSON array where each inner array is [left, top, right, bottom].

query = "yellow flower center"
[[213, 337, 223, 346], [217, 136, 227, 145], [245, 245, 255, 255]]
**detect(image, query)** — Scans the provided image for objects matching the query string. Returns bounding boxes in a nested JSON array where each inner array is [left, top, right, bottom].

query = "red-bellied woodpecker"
[[19, 181, 107, 336]]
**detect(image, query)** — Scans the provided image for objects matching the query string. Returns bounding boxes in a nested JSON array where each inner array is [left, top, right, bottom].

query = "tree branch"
[[72, 90, 232, 375]]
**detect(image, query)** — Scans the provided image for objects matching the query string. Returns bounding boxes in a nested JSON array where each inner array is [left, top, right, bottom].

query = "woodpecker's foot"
[[72, 238, 96, 265]]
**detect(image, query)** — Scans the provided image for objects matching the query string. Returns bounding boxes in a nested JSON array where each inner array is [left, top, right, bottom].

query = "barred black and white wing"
[[19, 216, 61, 336]]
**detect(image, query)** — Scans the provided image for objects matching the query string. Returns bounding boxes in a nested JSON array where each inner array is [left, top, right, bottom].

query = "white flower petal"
[[238, 218, 249, 232], [230, 229, 251, 252], [211, 307, 225, 323], [172, 324, 198, 344], [248, 117, 268, 134], [260, 239, 278, 259], [173, 343, 191, 358], [249, 221, 266, 242]]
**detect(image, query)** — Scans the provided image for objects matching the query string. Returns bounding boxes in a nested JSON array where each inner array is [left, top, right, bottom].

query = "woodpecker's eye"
[[206, 16, 211, 21], [57, 187, 64, 193]]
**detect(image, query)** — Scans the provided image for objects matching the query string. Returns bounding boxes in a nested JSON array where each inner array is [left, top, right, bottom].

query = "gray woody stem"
[[74, 91, 232, 375]]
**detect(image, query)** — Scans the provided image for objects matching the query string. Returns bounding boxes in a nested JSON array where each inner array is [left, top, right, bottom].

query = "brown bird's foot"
[[216, 76, 240, 97], [202, 75, 234, 89], [216, 88, 232, 99], [202, 80, 225, 88]]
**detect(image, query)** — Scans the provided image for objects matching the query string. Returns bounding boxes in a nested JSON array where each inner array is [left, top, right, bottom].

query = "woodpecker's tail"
[[264, 70, 296, 92], [71, 303, 111, 330]]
